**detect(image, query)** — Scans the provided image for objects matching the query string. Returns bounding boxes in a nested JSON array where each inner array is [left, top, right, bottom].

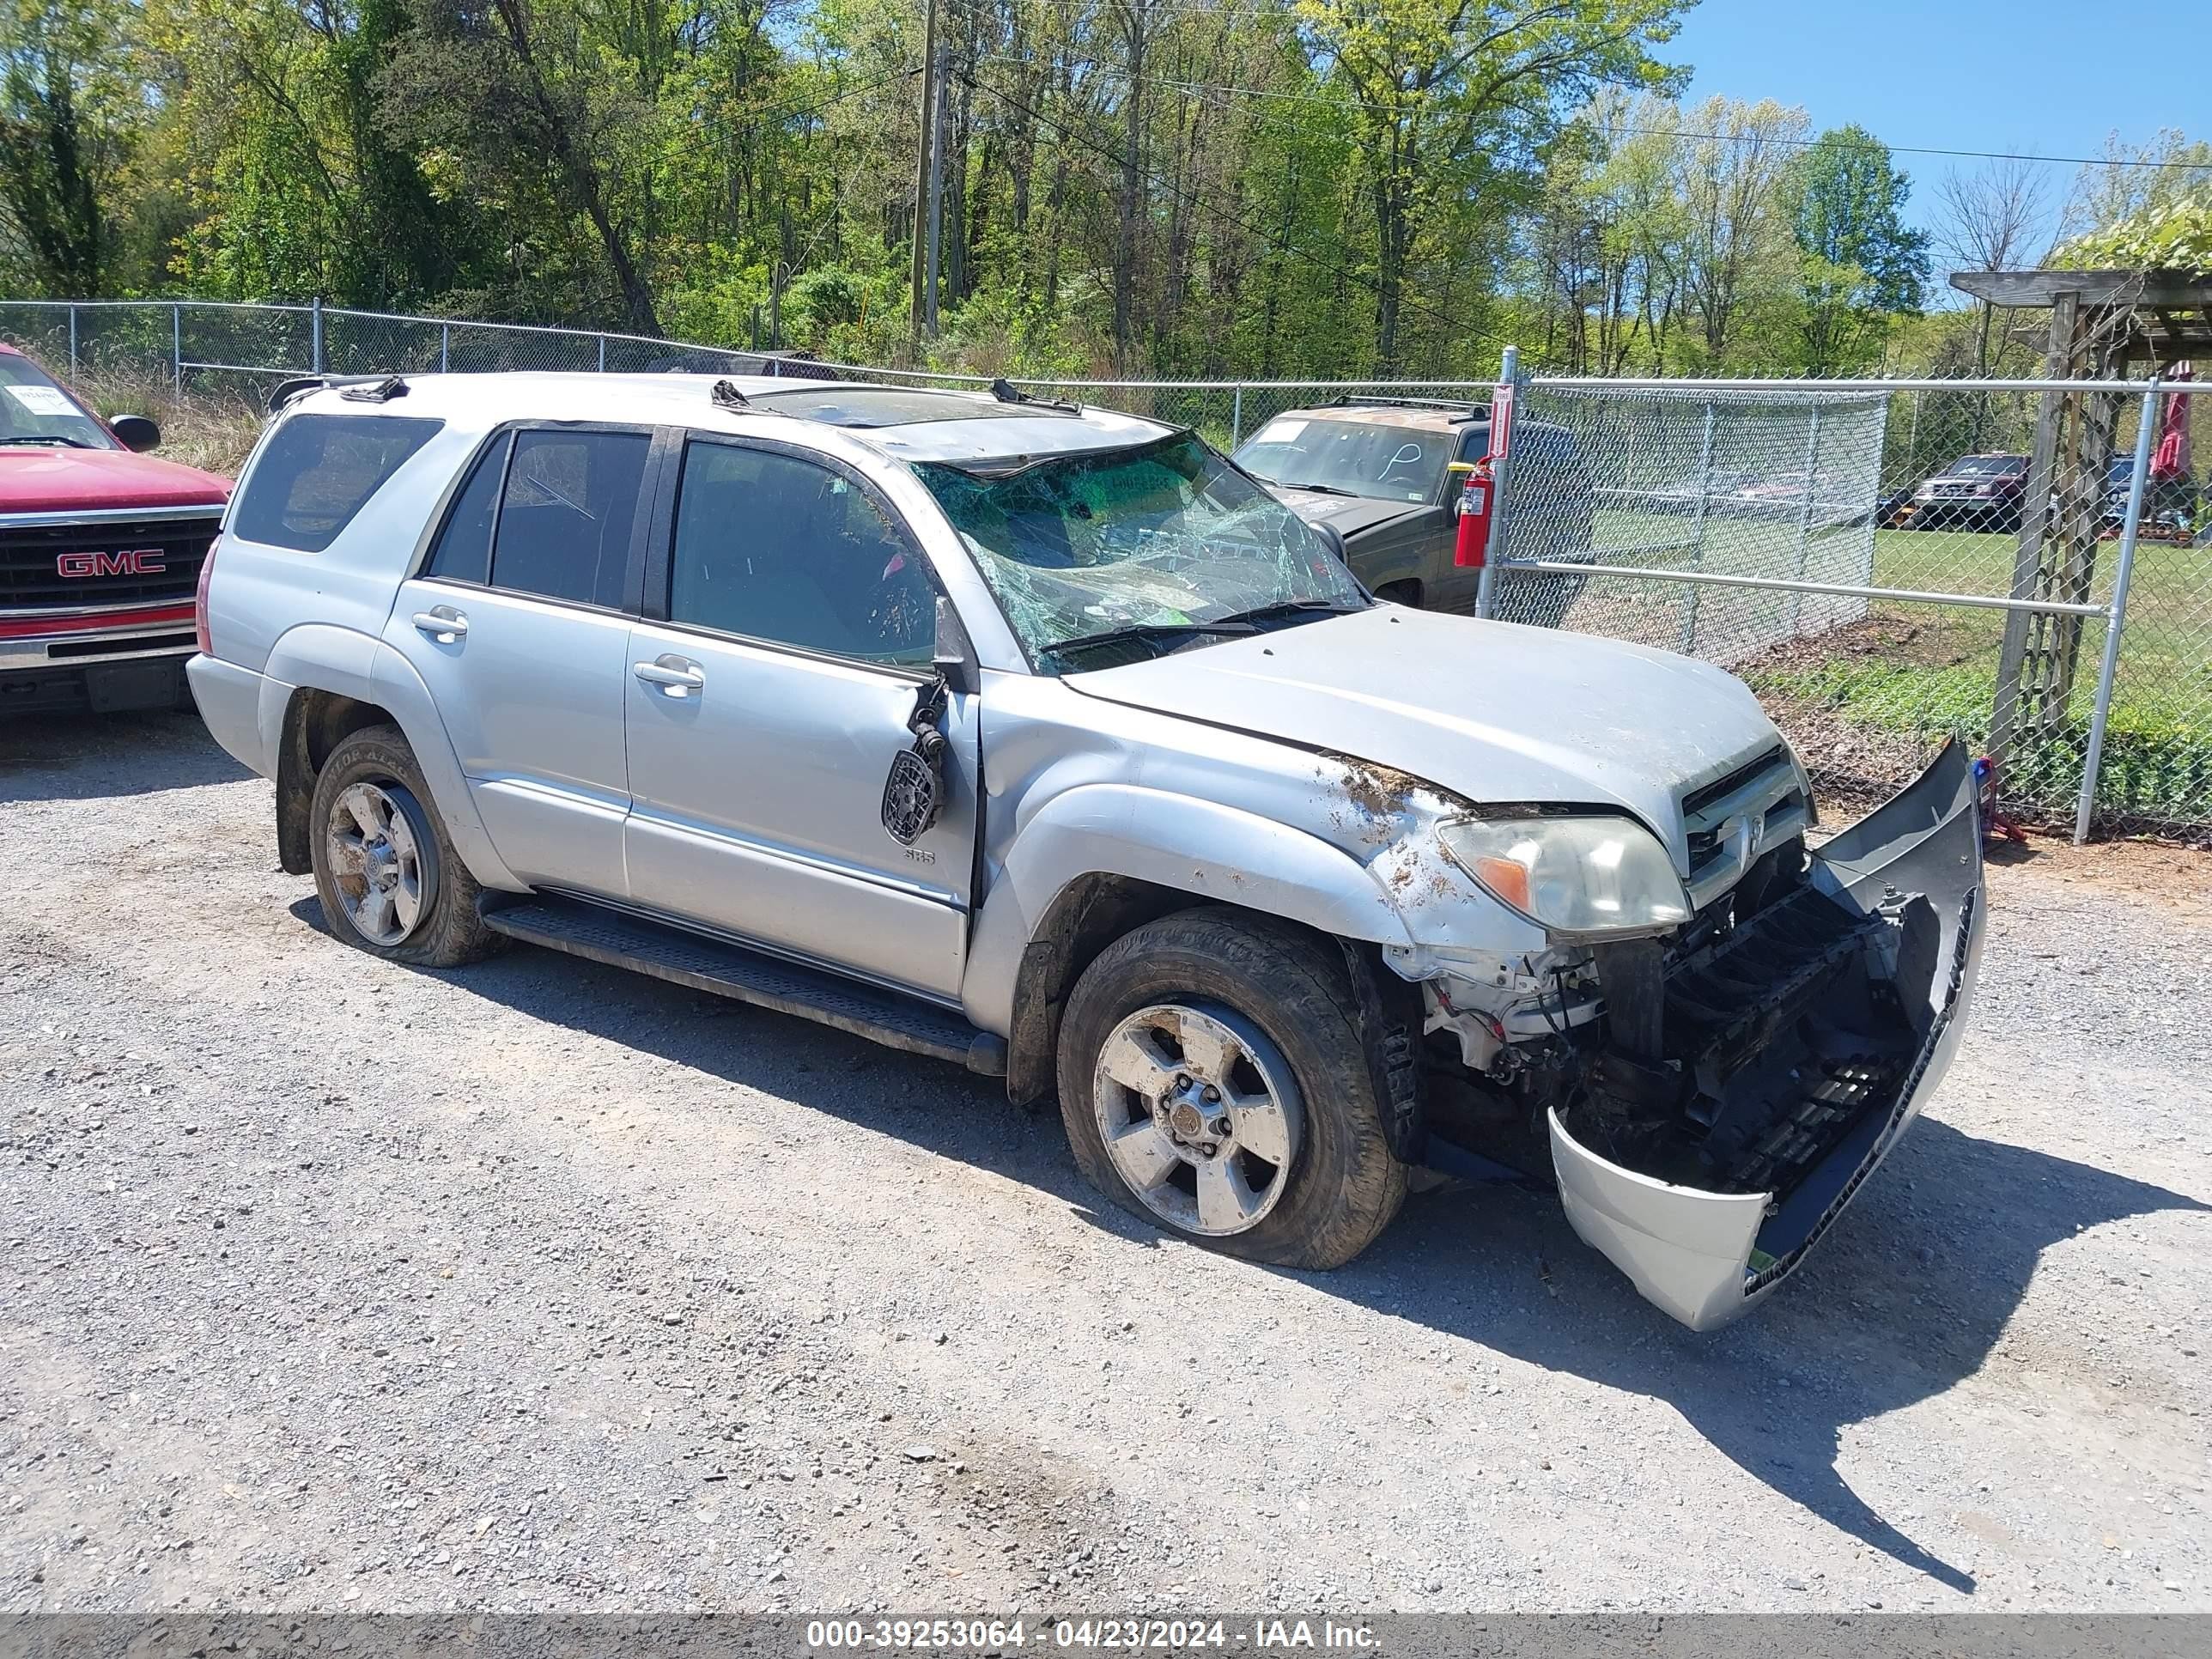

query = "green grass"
[[1549, 509, 2212, 830]]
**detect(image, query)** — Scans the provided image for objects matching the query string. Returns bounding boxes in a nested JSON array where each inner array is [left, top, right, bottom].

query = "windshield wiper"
[[1216, 598, 1367, 627], [0, 434, 94, 448], [1275, 480, 1359, 496], [1042, 618, 1255, 666]]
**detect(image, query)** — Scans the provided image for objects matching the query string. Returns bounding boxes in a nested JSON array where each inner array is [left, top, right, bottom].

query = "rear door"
[[383, 423, 657, 898], [621, 434, 975, 1001]]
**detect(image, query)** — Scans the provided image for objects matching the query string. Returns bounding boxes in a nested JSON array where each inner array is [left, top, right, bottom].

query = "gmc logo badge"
[[57, 548, 166, 578]]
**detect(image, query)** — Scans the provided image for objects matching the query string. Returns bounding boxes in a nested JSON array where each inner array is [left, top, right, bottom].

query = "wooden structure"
[[1950, 268, 2207, 757]]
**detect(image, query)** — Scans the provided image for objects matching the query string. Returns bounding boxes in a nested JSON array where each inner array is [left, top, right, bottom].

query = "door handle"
[[411, 607, 468, 642], [634, 656, 706, 696]]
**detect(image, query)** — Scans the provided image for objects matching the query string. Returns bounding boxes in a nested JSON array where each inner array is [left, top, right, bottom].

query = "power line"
[[737, 64, 923, 134], [957, 20, 2212, 173]]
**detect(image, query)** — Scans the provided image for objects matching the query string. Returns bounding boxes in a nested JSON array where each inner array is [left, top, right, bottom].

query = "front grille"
[[1680, 745, 1788, 821], [0, 514, 220, 609]]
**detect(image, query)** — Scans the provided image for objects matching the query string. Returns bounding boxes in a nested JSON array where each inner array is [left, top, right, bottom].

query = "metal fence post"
[[171, 304, 182, 395], [311, 296, 324, 374], [441, 324, 451, 372], [1230, 386, 1243, 448], [1786, 404, 1822, 635], [1474, 345, 1519, 620], [68, 304, 79, 378], [598, 335, 607, 373], [1678, 400, 1718, 655], [2072, 380, 2161, 844]]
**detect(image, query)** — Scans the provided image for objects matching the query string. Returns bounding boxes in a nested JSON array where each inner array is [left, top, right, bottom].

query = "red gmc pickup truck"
[[1, 340, 232, 714]]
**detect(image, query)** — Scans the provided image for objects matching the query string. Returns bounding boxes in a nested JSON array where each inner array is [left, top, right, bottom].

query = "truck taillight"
[[195, 532, 221, 656]]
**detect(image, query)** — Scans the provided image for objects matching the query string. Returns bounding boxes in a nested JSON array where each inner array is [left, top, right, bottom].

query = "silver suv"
[[189, 374, 1984, 1329]]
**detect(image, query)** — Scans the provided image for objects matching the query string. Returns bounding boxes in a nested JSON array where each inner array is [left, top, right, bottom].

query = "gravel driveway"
[[3, 711, 2207, 1616]]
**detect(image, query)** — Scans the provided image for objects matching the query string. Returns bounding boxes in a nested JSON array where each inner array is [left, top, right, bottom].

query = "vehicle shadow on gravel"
[[321, 902, 2207, 1601], [1344, 1121, 2209, 1596], [0, 709, 249, 803]]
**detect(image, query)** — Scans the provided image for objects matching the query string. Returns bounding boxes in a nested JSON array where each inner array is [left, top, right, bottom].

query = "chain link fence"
[[3, 299, 2203, 840], [1494, 376, 2205, 841]]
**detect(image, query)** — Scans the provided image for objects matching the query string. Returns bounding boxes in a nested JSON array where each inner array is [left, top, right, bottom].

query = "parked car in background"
[[1231, 398, 1598, 626], [2101, 455, 2203, 540], [189, 371, 1984, 1329], [0, 341, 231, 714], [1899, 453, 2028, 533]]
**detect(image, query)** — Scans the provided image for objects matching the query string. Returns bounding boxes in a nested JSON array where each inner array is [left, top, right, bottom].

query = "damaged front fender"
[[1549, 741, 1986, 1330]]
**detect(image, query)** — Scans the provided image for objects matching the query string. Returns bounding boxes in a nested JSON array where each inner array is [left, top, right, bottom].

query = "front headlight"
[[1437, 816, 1692, 939]]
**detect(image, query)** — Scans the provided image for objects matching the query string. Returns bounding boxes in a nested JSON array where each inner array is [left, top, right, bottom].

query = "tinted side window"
[[424, 433, 510, 585], [233, 414, 443, 553], [669, 443, 933, 666], [489, 428, 651, 608]]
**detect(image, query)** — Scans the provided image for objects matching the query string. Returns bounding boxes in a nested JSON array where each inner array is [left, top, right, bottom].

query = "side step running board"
[[480, 896, 1007, 1078]]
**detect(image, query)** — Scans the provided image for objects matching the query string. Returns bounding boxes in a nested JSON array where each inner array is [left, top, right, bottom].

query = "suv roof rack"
[[989, 377, 1082, 415], [265, 374, 409, 413], [338, 375, 409, 404], [1322, 394, 1489, 422]]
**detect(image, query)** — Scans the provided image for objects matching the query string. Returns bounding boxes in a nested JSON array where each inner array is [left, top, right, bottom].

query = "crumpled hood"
[[0, 446, 231, 514], [1272, 487, 1431, 541], [1065, 605, 1784, 871]]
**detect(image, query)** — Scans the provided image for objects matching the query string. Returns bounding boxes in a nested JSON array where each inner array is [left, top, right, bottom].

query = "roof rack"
[[1322, 394, 1490, 422], [264, 374, 409, 414], [990, 378, 1082, 415], [339, 375, 409, 404]]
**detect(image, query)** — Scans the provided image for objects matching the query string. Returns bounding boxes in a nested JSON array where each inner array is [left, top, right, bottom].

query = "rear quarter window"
[[232, 413, 444, 553]]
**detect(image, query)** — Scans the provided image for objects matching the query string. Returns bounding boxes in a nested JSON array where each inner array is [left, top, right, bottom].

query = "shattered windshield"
[[1232, 415, 1455, 503], [913, 434, 1367, 669]]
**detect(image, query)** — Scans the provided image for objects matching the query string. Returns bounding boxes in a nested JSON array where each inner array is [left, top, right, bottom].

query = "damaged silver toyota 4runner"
[[190, 374, 1984, 1329]]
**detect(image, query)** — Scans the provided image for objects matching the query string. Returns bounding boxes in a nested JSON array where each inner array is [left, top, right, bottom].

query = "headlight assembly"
[[1437, 816, 1692, 939]]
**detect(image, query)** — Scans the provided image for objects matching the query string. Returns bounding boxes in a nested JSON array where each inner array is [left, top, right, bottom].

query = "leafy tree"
[[0, 0, 148, 294], [1786, 124, 1929, 374], [1295, 0, 1687, 370]]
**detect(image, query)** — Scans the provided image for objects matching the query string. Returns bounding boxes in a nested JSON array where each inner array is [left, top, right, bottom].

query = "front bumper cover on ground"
[[1548, 742, 1986, 1329]]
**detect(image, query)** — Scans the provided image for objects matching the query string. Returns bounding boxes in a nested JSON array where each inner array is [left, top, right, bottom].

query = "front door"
[[383, 423, 655, 898], [622, 434, 975, 1001]]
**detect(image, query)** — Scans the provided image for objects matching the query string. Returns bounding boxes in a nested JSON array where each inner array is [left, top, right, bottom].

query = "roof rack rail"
[[264, 374, 406, 414], [339, 375, 409, 404], [990, 377, 1082, 415], [1322, 394, 1490, 422]]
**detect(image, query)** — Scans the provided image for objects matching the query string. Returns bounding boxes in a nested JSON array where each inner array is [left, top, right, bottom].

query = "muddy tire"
[[1056, 908, 1408, 1269], [308, 723, 504, 969]]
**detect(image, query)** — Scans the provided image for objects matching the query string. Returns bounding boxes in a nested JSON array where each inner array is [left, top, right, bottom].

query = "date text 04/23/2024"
[[804, 1619, 1382, 1650]]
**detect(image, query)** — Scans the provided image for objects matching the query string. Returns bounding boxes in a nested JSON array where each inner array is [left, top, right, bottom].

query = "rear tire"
[[1056, 909, 1408, 1269], [308, 723, 504, 968]]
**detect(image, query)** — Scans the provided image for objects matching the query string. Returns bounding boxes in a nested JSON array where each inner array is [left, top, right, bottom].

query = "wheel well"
[[1002, 876, 1422, 1143], [276, 689, 398, 875]]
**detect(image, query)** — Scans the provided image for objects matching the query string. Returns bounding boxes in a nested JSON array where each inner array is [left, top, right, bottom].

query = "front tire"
[[1055, 910, 1408, 1268], [308, 723, 503, 968]]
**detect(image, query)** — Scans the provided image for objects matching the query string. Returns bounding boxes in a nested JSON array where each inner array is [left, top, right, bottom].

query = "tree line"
[[2, 0, 2205, 379]]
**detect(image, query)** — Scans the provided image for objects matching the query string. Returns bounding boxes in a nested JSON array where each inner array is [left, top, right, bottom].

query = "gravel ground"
[[3, 711, 2208, 1616]]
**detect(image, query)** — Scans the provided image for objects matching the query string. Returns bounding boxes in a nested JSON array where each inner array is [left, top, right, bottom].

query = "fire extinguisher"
[[1449, 458, 1493, 568]]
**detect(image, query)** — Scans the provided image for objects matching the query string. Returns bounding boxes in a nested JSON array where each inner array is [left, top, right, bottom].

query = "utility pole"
[[925, 34, 947, 334], [907, 0, 941, 355]]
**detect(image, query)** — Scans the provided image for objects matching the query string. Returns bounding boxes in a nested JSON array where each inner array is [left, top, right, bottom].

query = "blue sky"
[[1666, 0, 2210, 234]]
